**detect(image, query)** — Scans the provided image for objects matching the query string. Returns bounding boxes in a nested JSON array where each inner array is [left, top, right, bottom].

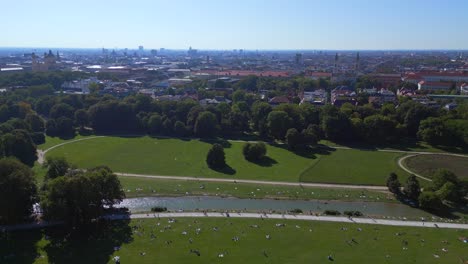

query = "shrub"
[[242, 142, 267, 161], [343, 211, 363, 217], [289, 208, 303, 214], [323, 210, 341, 216], [151, 206, 167, 212]]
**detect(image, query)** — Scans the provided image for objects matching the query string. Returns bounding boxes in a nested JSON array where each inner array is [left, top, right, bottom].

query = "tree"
[[49, 103, 75, 119], [55, 117, 75, 137], [206, 144, 226, 169], [431, 169, 459, 190], [418, 191, 443, 210], [386, 172, 401, 194], [404, 175, 421, 200], [25, 113, 45, 132], [417, 117, 448, 145], [285, 128, 302, 150], [45, 156, 70, 180], [0, 158, 37, 224], [147, 114, 163, 134], [267, 111, 292, 139], [321, 112, 353, 141], [194, 111, 218, 138], [362, 114, 397, 143], [436, 182, 461, 203], [173, 121, 187, 137], [41, 166, 125, 226], [301, 125, 319, 146], [242, 142, 267, 162], [74, 109, 88, 128], [0, 130, 37, 166], [251, 102, 272, 136]]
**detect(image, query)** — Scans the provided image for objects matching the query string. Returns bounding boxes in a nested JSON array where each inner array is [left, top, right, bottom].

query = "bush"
[[206, 143, 226, 169], [242, 142, 267, 161], [30, 132, 46, 145], [418, 191, 443, 210], [323, 210, 341, 216], [151, 206, 167, 212], [343, 211, 363, 217], [289, 208, 303, 214]]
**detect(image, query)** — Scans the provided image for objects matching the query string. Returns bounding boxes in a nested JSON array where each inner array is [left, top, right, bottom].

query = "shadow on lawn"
[[0, 227, 43, 264], [43, 218, 133, 264], [249, 156, 278, 167], [211, 164, 236, 175]]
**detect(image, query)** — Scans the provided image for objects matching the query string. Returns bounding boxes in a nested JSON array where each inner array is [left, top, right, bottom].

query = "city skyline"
[[2, 0, 468, 50]]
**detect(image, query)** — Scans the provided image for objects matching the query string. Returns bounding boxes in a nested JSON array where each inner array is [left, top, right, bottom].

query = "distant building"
[[61, 77, 98, 94], [32, 50, 58, 72], [300, 89, 328, 105], [331, 86, 356, 106], [269, 96, 291, 106], [418, 81, 453, 91]]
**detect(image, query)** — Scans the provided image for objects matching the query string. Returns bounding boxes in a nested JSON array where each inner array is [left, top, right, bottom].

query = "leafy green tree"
[[242, 142, 267, 162], [206, 144, 226, 169], [55, 117, 75, 137], [74, 109, 88, 128], [301, 125, 319, 146], [404, 174, 421, 200], [251, 102, 272, 136], [418, 191, 443, 210], [417, 117, 448, 145], [432, 169, 459, 190], [0, 130, 37, 166], [286, 128, 302, 150], [41, 166, 125, 226], [362, 114, 397, 143], [0, 158, 37, 224], [45, 156, 70, 180], [147, 114, 163, 134], [436, 182, 461, 203], [321, 113, 352, 141], [267, 111, 292, 139], [174, 121, 187, 137], [194, 111, 218, 138], [386, 172, 401, 194], [25, 113, 45, 132], [49, 103, 75, 119]]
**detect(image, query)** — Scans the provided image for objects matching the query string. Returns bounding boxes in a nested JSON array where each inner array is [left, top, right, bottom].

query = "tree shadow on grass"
[[0, 228, 43, 264], [211, 164, 236, 175], [43, 218, 133, 264], [249, 156, 278, 167], [200, 138, 232, 148]]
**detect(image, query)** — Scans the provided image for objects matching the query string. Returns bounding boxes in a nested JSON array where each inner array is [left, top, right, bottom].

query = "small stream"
[[117, 196, 431, 218]]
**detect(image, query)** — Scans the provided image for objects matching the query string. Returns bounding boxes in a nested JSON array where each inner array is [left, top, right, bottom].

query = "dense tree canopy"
[[0, 158, 37, 224]]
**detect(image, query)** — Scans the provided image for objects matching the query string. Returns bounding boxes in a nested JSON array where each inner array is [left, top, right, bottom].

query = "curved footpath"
[[5, 212, 468, 231], [38, 135, 468, 188], [108, 212, 468, 230], [116, 172, 389, 190]]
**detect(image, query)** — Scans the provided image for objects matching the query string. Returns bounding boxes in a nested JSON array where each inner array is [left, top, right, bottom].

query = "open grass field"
[[44, 136, 408, 185], [403, 154, 468, 180], [119, 177, 394, 202], [2, 217, 467, 264], [299, 148, 408, 185]]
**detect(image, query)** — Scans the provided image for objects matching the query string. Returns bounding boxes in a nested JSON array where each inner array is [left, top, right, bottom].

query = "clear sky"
[[2, 0, 468, 50]]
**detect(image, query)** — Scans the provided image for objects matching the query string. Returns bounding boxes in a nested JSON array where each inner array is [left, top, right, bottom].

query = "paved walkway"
[[107, 212, 468, 230], [116, 172, 389, 190]]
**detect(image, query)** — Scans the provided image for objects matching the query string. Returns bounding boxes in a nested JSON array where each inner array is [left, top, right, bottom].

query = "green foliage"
[[45, 156, 71, 180], [285, 128, 302, 150], [267, 111, 292, 139], [0, 158, 37, 224], [194, 111, 218, 138], [0, 129, 37, 166], [403, 175, 421, 200], [206, 143, 226, 169], [41, 166, 125, 226], [242, 142, 267, 162], [386, 172, 401, 194], [418, 191, 443, 210]]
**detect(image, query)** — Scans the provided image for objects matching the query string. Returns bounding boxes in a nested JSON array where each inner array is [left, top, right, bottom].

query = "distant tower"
[[355, 52, 360, 71], [295, 53, 303, 65], [334, 53, 339, 71], [56, 51, 61, 61]]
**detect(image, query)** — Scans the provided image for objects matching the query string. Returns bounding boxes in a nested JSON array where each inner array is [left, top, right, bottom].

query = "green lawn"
[[119, 177, 394, 202], [300, 149, 409, 185], [45, 136, 408, 185], [37, 135, 88, 150], [2, 218, 467, 264], [403, 154, 468, 180]]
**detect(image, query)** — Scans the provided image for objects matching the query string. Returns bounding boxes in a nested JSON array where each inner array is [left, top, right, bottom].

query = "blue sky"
[[2, 0, 467, 50]]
